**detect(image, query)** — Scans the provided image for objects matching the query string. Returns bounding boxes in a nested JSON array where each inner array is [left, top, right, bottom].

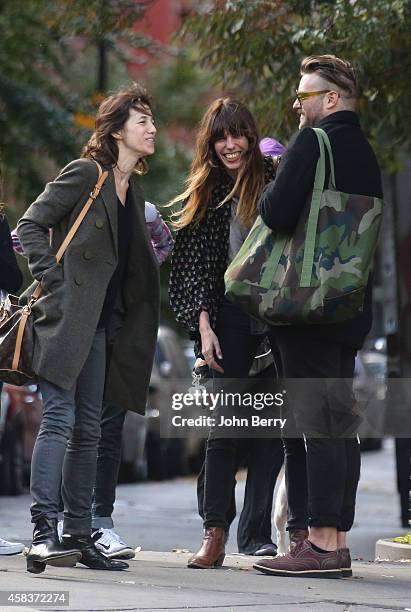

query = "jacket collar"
[[319, 111, 359, 128]]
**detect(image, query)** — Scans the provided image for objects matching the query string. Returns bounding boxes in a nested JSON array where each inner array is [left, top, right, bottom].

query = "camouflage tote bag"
[[224, 128, 383, 325]]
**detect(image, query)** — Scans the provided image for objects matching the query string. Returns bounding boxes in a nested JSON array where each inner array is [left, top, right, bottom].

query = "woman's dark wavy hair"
[[170, 98, 264, 229], [82, 83, 152, 175]]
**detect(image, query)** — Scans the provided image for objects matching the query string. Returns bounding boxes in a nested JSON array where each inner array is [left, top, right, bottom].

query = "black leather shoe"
[[26, 517, 81, 574], [253, 542, 278, 557], [62, 535, 128, 570], [238, 541, 278, 556]]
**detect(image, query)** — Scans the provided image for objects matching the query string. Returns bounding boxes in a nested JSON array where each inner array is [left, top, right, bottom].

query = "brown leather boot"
[[288, 528, 309, 552], [187, 527, 225, 569]]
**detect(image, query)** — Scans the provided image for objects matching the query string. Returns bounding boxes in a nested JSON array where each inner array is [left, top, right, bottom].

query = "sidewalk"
[[1, 550, 410, 611], [1, 440, 410, 611]]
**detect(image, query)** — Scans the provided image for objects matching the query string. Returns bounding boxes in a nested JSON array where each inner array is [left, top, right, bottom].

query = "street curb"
[[375, 538, 411, 562]]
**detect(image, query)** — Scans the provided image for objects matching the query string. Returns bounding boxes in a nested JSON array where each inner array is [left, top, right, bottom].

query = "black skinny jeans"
[[274, 328, 361, 532], [198, 434, 283, 552], [201, 300, 283, 532]]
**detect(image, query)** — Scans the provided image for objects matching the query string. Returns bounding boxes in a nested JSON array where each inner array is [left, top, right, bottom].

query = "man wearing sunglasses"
[[254, 55, 383, 578]]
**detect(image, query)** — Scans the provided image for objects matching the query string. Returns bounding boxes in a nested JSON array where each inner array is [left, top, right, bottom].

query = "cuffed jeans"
[[30, 328, 106, 535], [274, 328, 361, 532]]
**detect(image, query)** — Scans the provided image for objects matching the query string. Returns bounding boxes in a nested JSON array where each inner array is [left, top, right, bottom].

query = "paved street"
[[0, 439, 410, 611]]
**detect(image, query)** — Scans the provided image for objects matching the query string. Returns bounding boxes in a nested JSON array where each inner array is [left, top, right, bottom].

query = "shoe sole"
[[99, 549, 135, 560], [78, 562, 129, 570], [0, 548, 24, 555], [253, 563, 342, 578], [27, 552, 81, 573], [47, 552, 82, 567], [187, 555, 225, 569], [187, 562, 224, 569], [342, 568, 352, 577]]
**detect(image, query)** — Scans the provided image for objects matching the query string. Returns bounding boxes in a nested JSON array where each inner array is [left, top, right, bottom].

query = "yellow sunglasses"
[[295, 89, 331, 105]]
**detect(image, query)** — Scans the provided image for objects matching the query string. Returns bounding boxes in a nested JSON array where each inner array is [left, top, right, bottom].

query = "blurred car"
[[2, 335, 388, 492], [118, 410, 148, 482], [0, 384, 42, 494], [354, 348, 387, 450], [121, 326, 204, 481], [1, 326, 202, 493], [118, 326, 205, 481]]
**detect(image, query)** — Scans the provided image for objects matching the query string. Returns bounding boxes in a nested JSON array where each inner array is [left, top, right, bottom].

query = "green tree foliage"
[[0, 0, 156, 201], [140, 53, 210, 206], [180, 0, 411, 169], [0, 0, 74, 199], [138, 54, 210, 324]]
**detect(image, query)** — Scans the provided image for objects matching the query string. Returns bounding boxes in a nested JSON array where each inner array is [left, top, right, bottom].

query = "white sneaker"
[[91, 528, 135, 559], [0, 537, 25, 555]]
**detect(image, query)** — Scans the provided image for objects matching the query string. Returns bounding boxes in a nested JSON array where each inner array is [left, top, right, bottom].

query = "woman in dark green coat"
[[17, 84, 159, 574]]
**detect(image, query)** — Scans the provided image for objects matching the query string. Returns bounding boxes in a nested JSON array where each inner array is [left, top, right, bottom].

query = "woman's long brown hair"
[[170, 98, 265, 229]]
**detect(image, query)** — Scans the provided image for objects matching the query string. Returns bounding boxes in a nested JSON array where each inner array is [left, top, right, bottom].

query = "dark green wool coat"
[[17, 158, 159, 414]]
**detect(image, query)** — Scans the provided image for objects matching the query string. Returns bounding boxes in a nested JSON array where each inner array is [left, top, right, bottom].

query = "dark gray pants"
[[30, 328, 106, 535]]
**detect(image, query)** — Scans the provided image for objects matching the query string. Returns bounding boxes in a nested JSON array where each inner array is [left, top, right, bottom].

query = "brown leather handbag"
[[0, 161, 108, 386]]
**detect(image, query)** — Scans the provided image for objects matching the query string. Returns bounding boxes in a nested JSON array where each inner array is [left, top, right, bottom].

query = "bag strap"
[[55, 162, 107, 263], [299, 129, 327, 287], [314, 128, 336, 189], [260, 234, 288, 289], [29, 161, 108, 303], [260, 129, 335, 291]]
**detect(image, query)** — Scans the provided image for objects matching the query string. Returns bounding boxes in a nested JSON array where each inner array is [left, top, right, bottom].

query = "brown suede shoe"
[[253, 540, 342, 578], [187, 527, 225, 569], [338, 547, 352, 577], [288, 528, 309, 552]]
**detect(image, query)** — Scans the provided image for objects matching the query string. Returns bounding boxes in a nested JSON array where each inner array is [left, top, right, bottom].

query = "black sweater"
[[0, 214, 23, 294], [258, 111, 383, 349], [98, 192, 133, 329]]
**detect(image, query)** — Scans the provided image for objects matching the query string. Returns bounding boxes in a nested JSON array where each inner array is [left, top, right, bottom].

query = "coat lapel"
[[128, 176, 145, 218], [100, 169, 118, 258]]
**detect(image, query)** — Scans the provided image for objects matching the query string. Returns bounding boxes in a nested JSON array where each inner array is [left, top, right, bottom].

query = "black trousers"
[[198, 437, 283, 553], [200, 300, 283, 545], [274, 328, 361, 532]]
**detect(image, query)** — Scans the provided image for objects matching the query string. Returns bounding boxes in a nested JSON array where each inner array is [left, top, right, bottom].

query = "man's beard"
[[300, 112, 322, 129]]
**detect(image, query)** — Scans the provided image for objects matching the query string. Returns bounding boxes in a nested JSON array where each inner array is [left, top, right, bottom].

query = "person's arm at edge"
[[145, 203, 174, 265], [0, 217, 23, 293]]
